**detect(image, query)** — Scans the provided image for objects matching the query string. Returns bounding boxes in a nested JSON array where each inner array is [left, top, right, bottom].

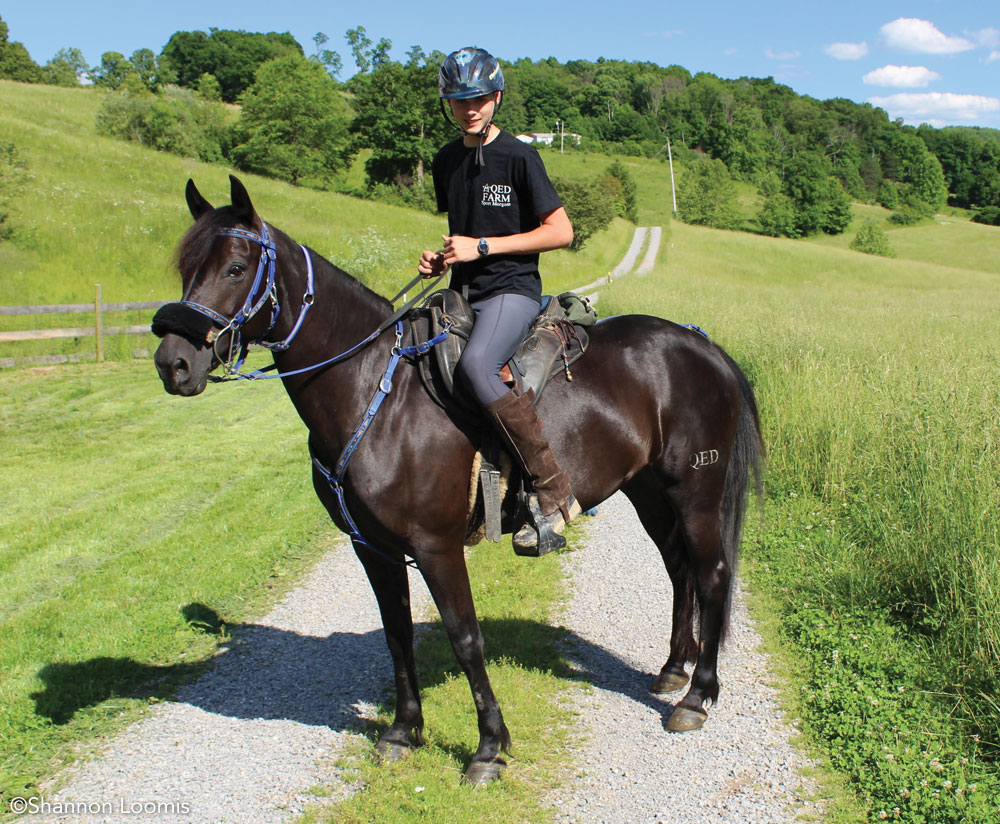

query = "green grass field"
[[2, 77, 999, 823]]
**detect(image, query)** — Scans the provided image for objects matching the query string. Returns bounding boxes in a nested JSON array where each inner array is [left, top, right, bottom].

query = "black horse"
[[154, 176, 764, 785]]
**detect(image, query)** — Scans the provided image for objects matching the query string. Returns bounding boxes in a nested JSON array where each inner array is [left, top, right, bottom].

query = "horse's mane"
[[174, 208, 394, 316]]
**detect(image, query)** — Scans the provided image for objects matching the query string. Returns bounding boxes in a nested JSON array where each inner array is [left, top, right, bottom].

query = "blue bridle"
[[174, 222, 316, 376]]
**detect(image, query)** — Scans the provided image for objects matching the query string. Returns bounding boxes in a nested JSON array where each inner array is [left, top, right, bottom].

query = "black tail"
[[718, 349, 765, 642]]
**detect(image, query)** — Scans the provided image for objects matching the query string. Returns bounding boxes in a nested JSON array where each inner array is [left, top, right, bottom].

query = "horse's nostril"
[[173, 357, 190, 374]]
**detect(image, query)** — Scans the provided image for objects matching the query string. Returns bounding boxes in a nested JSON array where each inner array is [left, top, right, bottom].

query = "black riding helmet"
[[439, 47, 504, 165]]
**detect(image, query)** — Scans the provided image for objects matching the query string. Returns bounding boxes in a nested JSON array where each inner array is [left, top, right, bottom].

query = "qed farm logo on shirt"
[[481, 184, 512, 207]]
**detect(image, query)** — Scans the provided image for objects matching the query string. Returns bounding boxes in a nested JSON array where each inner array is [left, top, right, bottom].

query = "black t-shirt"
[[432, 130, 563, 303]]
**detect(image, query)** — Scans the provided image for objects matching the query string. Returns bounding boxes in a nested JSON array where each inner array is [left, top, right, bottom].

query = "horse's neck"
[[271, 231, 391, 355], [268, 232, 397, 445]]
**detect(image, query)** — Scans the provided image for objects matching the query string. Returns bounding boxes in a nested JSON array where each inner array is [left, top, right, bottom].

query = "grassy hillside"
[[0, 79, 633, 362]]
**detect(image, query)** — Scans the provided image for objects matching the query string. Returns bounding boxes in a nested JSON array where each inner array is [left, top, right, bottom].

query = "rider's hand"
[[418, 249, 449, 278], [440, 235, 480, 267]]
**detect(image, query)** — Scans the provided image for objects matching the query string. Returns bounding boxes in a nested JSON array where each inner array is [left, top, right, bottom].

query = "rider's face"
[[448, 92, 499, 134]]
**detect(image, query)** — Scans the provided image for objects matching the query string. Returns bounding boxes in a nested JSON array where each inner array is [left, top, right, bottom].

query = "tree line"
[[3, 15, 999, 237]]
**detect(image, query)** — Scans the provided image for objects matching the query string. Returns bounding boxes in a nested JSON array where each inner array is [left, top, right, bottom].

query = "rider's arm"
[[439, 206, 573, 267]]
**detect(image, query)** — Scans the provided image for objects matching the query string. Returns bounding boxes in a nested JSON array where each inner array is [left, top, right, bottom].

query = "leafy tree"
[[758, 152, 851, 237], [551, 175, 614, 250], [42, 47, 87, 86], [850, 219, 894, 257], [230, 56, 354, 186], [127, 48, 174, 92], [345, 26, 379, 74], [876, 180, 898, 210], [311, 32, 342, 79], [676, 157, 741, 230], [350, 56, 450, 191], [0, 15, 42, 83], [600, 161, 638, 222], [90, 52, 133, 90], [160, 29, 303, 103], [918, 126, 1000, 209], [756, 189, 798, 237], [0, 140, 27, 239], [889, 183, 936, 226], [196, 73, 222, 101], [346, 26, 371, 72]]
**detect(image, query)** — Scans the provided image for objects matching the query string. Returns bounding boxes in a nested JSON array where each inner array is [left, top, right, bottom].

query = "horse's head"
[[154, 175, 276, 396]]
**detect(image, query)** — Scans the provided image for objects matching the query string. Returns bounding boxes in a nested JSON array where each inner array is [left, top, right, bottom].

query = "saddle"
[[408, 289, 591, 409], [407, 289, 594, 548]]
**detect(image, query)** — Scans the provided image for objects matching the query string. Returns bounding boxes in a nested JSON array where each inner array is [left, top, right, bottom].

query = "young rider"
[[417, 46, 580, 554]]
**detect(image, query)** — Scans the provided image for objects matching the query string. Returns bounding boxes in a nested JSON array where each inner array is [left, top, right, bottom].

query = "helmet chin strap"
[[474, 119, 493, 166]]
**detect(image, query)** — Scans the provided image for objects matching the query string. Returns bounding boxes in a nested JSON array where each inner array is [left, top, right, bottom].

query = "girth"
[[407, 290, 590, 409]]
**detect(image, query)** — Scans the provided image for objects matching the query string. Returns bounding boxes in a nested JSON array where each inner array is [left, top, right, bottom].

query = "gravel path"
[[551, 492, 820, 824], [28, 543, 432, 824]]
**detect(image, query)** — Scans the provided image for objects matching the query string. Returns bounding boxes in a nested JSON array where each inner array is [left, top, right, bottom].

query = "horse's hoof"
[[667, 706, 708, 732], [650, 670, 689, 694], [461, 759, 506, 786], [374, 739, 411, 764]]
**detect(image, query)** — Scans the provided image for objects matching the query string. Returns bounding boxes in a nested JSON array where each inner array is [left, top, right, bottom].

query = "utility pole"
[[667, 137, 678, 216], [555, 119, 565, 154]]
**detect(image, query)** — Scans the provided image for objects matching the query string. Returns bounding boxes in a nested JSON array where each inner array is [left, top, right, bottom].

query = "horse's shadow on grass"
[[31, 603, 678, 742]]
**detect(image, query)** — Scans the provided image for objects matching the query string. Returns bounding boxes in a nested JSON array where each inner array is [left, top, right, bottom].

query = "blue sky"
[[5, 1, 999, 129]]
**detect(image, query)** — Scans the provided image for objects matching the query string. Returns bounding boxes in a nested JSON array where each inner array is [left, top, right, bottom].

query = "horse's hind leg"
[[622, 473, 697, 696], [665, 493, 732, 732], [355, 550, 425, 761]]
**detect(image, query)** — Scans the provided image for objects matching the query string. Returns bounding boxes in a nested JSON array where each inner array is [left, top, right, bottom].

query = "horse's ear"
[[229, 175, 257, 227], [185, 179, 213, 220]]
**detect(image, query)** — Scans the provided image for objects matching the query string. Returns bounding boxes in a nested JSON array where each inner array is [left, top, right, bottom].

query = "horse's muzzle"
[[154, 335, 213, 396]]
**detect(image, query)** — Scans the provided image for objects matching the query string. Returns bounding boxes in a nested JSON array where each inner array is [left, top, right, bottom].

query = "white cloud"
[[643, 29, 683, 38], [765, 48, 800, 60], [989, 50, 1000, 64], [863, 65, 941, 88], [881, 18, 974, 54], [868, 92, 1000, 123], [968, 27, 1000, 48], [825, 41, 869, 60]]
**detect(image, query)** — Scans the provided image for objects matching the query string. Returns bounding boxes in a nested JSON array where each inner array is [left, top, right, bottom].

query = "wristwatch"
[[477, 237, 490, 257]]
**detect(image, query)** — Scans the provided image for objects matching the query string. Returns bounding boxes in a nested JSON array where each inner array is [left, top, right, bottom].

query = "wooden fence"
[[0, 285, 167, 368]]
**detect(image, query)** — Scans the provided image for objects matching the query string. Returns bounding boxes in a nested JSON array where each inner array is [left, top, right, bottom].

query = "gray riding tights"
[[457, 292, 540, 404]]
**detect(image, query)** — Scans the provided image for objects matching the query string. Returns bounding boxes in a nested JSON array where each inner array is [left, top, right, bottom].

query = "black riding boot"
[[484, 389, 581, 555]]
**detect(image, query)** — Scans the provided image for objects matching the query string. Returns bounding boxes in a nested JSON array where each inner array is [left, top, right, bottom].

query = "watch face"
[[478, 237, 489, 256]]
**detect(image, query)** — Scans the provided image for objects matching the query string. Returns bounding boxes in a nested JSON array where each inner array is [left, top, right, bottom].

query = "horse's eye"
[[227, 264, 246, 279]]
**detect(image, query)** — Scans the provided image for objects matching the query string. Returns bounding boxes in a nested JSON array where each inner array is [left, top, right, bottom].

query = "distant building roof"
[[515, 132, 582, 146]]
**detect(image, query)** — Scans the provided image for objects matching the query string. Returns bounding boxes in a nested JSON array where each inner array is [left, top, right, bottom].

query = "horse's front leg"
[[356, 548, 425, 760], [418, 547, 511, 785]]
